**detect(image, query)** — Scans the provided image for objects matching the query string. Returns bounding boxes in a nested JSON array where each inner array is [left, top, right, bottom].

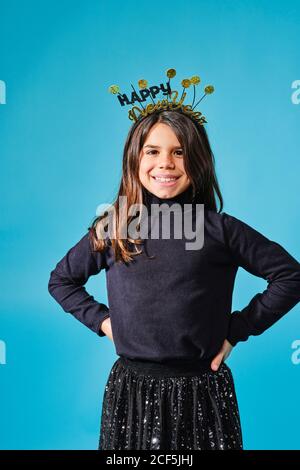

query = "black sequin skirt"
[[98, 356, 243, 450]]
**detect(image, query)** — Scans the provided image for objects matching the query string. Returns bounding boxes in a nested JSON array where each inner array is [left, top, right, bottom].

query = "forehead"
[[143, 123, 181, 146]]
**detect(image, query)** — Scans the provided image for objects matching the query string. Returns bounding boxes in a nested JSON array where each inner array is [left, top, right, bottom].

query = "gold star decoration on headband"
[[108, 68, 215, 125]]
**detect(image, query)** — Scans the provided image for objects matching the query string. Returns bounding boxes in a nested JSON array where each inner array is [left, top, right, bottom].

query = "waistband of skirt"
[[118, 355, 217, 376]]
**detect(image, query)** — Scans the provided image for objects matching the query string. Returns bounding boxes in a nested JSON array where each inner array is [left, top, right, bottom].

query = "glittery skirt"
[[98, 356, 243, 450]]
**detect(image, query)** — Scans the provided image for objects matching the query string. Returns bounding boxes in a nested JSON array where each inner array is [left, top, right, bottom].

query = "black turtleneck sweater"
[[48, 185, 300, 363]]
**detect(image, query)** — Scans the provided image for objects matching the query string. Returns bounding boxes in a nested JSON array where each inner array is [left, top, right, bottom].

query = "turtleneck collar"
[[142, 184, 195, 209]]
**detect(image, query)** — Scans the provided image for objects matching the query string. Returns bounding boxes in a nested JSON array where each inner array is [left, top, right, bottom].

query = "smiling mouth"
[[151, 176, 180, 182]]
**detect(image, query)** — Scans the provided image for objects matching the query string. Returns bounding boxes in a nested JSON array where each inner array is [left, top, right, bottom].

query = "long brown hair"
[[88, 109, 223, 264]]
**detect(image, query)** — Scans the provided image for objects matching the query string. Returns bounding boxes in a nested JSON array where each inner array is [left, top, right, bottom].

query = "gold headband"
[[108, 68, 214, 126]]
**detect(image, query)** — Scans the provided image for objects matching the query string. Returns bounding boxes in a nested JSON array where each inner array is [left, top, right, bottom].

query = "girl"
[[48, 109, 300, 451]]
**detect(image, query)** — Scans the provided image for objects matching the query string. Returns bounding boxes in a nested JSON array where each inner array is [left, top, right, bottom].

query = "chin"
[[154, 186, 184, 198]]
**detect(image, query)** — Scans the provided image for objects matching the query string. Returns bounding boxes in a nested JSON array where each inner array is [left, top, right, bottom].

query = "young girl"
[[48, 107, 300, 451]]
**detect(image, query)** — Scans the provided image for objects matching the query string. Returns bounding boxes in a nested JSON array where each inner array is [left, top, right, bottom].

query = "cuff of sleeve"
[[226, 310, 252, 346], [97, 311, 110, 337]]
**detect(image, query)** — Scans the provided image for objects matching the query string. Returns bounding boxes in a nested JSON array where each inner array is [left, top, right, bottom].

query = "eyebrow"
[[143, 145, 182, 149]]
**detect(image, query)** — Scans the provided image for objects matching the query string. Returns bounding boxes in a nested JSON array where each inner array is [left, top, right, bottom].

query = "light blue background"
[[0, 0, 299, 450]]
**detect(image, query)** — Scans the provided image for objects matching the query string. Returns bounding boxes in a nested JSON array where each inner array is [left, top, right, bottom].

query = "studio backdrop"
[[0, 0, 300, 450]]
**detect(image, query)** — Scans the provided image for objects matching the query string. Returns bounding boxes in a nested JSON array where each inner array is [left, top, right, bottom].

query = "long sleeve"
[[48, 230, 110, 337], [222, 212, 300, 346]]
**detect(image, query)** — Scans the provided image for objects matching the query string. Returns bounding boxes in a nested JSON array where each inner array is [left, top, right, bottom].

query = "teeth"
[[154, 177, 177, 182]]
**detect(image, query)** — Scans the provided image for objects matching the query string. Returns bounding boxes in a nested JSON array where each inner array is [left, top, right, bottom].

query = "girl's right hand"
[[210, 338, 233, 371], [101, 317, 114, 342]]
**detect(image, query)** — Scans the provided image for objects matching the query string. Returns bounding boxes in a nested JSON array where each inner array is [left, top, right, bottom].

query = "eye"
[[146, 150, 183, 156]]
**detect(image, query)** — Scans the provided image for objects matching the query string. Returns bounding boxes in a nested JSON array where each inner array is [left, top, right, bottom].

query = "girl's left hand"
[[210, 339, 233, 371], [100, 317, 114, 343]]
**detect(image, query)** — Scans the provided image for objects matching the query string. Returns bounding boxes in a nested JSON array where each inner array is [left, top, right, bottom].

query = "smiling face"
[[138, 122, 191, 199]]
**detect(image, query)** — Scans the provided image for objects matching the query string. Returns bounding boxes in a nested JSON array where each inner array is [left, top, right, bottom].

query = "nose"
[[157, 152, 176, 168]]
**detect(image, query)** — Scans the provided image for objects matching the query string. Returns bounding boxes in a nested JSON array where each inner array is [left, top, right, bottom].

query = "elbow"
[[294, 265, 300, 301], [48, 267, 63, 297], [48, 269, 56, 297], [289, 265, 300, 303]]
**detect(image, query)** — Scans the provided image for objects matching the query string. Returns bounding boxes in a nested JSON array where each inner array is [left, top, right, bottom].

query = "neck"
[[142, 184, 194, 209]]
